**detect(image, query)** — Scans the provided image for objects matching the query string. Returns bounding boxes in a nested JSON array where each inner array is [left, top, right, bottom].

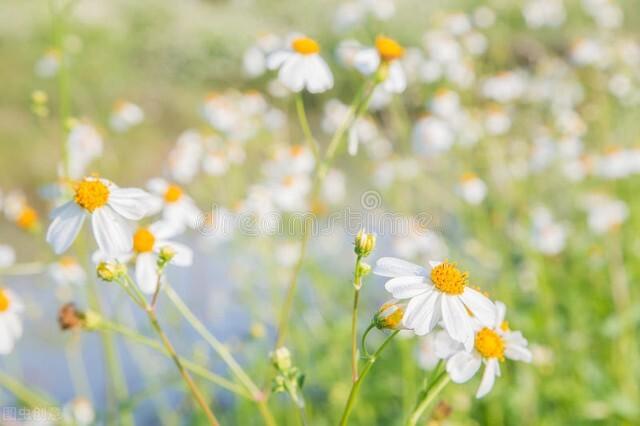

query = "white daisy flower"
[[458, 173, 488, 205], [63, 397, 95, 426], [46, 177, 154, 255], [147, 178, 201, 231], [48, 257, 86, 287], [0, 288, 24, 354], [374, 257, 496, 350], [443, 302, 532, 398], [168, 130, 204, 184], [109, 100, 144, 133], [35, 48, 61, 78], [129, 222, 193, 294], [267, 35, 334, 94], [354, 35, 406, 93]]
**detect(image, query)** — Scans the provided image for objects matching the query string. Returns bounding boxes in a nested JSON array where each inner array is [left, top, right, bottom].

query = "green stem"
[[406, 373, 451, 426], [0, 370, 57, 408], [101, 320, 249, 398], [163, 285, 277, 426], [145, 308, 220, 425], [339, 330, 399, 425], [295, 94, 319, 159], [350, 254, 363, 382], [360, 323, 375, 358]]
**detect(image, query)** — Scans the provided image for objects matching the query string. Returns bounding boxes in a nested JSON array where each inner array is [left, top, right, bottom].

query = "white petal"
[[505, 341, 532, 362], [434, 329, 464, 359], [279, 55, 305, 92], [384, 276, 429, 299], [4, 313, 22, 339], [476, 359, 498, 398], [156, 241, 193, 266], [460, 287, 497, 327], [91, 207, 133, 255], [46, 202, 86, 254], [267, 50, 293, 70], [149, 220, 182, 240], [147, 178, 168, 195], [0, 318, 15, 354], [383, 62, 407, 93], [305, 56, 334, 93], [404, 290, 441, 335], [446, 351, 481, 383], [441, 296, 474, 351], [353, 48, 380, 75], [136, 253, 158, 294], [374, 257, 428, 278], [494, 301, 506, 328], [108, 187, 154, 220]]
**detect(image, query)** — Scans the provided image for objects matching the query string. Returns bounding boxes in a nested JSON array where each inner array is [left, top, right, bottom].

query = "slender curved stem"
[[339, 330, 399, 425], [101, 320, 250, 398], [350, 254, 363, 382], [295, 93, 319, 159], [164, 285, 277, 426], [406, 373, 451, 426], [0, 371, 56, 408], [360, 323, 375, 358]]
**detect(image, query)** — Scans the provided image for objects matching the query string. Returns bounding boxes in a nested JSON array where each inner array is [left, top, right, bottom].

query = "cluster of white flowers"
[[375, 256, 531, 398]]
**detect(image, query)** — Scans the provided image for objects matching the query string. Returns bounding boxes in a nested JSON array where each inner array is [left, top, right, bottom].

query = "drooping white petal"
[[476, 359, 498, 398], [446, 351, 482, 383], [406, 290, 441, 335], [305, 56, 334, 93], [384, 276, 429, 299], [504, 339, 532, 362], [347, 126, 359, 156], [279, 55, 305, 92], [460, 287, 497, 327], [155, 241, 193, 266], [108, 188, 154, 220], [136, 253, 158, 294], [383, 61, 407, 93], [0, 319, 15, 354], [46, 202, 86, 254], [374, 257, 428, 278], [353, 48, 380, 75], [91, 207, 133, 255], [4, 313, 22, 339], [441, 295, 474, 351]]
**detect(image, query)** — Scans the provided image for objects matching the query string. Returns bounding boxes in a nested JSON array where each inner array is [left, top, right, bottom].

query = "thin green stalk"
[[360, 323, 375, 358], [0, 370, 57, 408], [163, 285, 276, 426], [339, 330, 399, 425], [350, 254, 363, 382], [406, 372, 451, 426], [101, 320, 250, 398], [295, 93, 319, 159], [145, 308, 220, 425]]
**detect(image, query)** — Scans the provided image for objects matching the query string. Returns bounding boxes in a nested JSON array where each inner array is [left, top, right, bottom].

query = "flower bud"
[[58, 303, 102, 331], [157, 246, 176, 269], [357, 261, 372, 277], [354, 229, 376, 257], [271, 347, 292, 371], [96, 262, 125, 282], [373, 299, 406, 330]]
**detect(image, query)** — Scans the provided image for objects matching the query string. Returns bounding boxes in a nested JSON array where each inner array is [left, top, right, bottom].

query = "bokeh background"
[[1, 0, 640, 424]]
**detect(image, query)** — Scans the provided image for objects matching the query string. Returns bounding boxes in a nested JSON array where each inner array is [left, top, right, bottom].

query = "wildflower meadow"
[[0, 0, 639, 424]]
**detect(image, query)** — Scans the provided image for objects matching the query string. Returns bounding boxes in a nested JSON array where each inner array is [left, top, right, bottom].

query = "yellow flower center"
[[430, 261, 467, 295], [460, 172, 478, 183], [0, 289, 10, 312], [289, 145, 305, 157], [133, 228, 155, 253], [292, 37, 320, 55], [475, 327, 505, 360], [74, 179, 110, 212], [164, 184, 183, 203], [17, 207, 38, 229], [375, 35, 404, 62]]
